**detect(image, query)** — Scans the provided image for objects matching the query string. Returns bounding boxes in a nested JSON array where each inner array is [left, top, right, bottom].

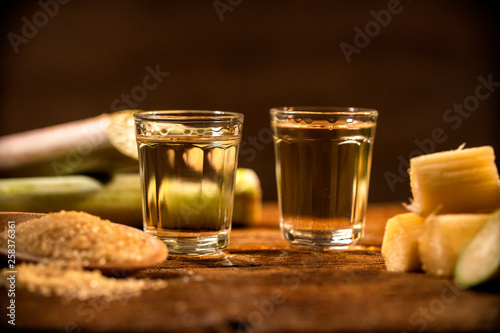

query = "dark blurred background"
[[1, 0, 499, 203]]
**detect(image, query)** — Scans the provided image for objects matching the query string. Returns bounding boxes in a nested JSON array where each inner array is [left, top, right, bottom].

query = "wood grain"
[[1, 203, 499, 332]]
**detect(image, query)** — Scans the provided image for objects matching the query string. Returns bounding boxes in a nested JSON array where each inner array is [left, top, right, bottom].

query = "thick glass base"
[[147, 230, 229, 256], [282, 227, 362, 249]]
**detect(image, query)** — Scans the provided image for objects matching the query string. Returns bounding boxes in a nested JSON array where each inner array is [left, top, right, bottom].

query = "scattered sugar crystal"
[[1, 262, 167, 302]]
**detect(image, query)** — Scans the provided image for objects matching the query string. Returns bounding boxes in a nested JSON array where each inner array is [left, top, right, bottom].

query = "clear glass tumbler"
[[270, 106, 378, 249], [134, 110, 244, 256]]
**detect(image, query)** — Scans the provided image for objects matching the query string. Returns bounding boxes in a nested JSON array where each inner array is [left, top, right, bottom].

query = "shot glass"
[[270, 106, 378, 248], [134, 110, 244, 256]]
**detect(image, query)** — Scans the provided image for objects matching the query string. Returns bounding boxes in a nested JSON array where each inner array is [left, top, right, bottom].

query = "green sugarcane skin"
[[0, 176, 103, 209], [0, 174, 143, 226], [454, 209, 500, 288], [0, 169, 261, 228]]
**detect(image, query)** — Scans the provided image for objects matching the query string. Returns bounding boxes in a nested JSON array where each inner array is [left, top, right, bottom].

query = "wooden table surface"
[[2, 203, 500, 332]]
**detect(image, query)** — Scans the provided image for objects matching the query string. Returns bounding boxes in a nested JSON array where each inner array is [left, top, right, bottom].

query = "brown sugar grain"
[[1, 262, 167, 302], [0, 210, 157, 265], [0, 210, 168, 301]]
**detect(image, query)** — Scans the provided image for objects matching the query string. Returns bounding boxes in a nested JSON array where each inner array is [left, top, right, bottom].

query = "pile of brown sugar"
[[0, 211, 167, 301], [0, 210, 157, 265]]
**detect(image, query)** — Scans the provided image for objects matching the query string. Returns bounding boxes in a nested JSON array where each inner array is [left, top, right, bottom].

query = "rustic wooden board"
[[1, 203, 499, 332]]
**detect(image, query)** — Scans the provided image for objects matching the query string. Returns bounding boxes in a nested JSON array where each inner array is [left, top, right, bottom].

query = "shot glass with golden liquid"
[[270, 107, 378, 249], [134, 110, 244, 256]]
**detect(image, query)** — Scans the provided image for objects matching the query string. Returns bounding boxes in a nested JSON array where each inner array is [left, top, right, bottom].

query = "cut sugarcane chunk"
[[418, 214, 489, 277], [406, 146, 500, 217], [454, 209, 500, 288], [381, 213, 425, 272]]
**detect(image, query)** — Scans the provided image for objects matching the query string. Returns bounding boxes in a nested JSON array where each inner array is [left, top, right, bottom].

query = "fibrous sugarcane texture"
[[418, 213, 489, 277], [381, 213, 425, 272], [406, 145, 500, 217]]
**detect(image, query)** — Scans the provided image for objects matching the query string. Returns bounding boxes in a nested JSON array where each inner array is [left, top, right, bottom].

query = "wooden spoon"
[[0, 212, 168, 275]]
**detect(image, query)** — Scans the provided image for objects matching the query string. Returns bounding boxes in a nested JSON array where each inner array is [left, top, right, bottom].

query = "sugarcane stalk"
[[0, 174, 141, 225], [0, 110, 139, 177], [0, 169, 262, 228]]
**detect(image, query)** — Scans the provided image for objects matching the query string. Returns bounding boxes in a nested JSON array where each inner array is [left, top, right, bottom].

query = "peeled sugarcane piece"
[[418, 214, 489, 277], [381, 213, 425, 272], [0, 169, 262, 228], [454, 209, 500, 288], [0, 110, 139, 177], [106, 109, 140, 160], [405, 145, 500, 217]]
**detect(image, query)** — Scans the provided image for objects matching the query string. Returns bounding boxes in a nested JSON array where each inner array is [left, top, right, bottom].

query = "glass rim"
[[133, 110, 244, 122], [270, 106, 378, 116]]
